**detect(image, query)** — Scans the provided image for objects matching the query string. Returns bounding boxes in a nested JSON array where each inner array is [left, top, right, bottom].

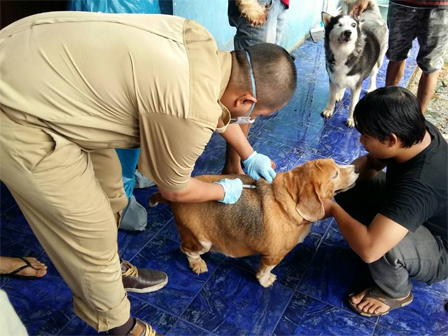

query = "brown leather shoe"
[[121, 260, 168, 293], [128, 318, 163, 336]]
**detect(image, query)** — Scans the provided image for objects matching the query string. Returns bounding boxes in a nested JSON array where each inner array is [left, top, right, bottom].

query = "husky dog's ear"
[[322, 12, 332, 27]]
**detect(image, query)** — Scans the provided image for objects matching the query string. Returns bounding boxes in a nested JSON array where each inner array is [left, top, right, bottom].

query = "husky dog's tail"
[[343, 0, 380, 15]]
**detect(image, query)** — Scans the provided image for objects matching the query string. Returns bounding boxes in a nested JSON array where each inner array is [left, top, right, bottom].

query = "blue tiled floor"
[[1, 39, 447, 336]]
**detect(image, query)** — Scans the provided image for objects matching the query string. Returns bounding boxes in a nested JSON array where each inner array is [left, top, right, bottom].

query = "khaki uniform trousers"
[[0, 111, 131, 332]]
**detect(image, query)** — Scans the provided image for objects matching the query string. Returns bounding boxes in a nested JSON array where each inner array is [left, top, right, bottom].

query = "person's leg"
[[274, 0, 287, 45], [90, 149, 168, 293], [232, 0, 276, 50], [90, 148, 128, 224], [415, 7, 448, 112], [0, 113, 130, 332], [371, 226, 448, 297], [386, 60, 406, 86], [385, 2, 418, 86], [351, 225, 448, 315], [417, 71, 439, 113]]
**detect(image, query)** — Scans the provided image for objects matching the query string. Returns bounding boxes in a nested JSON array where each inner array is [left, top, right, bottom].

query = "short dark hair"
[[230, 43, 297, 109], [354, 87, 426, 148]]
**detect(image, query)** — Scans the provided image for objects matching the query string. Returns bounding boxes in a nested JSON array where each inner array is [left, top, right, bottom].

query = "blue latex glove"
[[214, 178, 243, 204], [242, 151, 276, 183]]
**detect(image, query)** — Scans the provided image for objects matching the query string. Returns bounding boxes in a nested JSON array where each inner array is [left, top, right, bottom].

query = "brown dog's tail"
[[149, 192, 169, 207]]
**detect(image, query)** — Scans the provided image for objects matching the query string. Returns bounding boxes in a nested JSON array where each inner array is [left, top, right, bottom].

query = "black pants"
[[335, 172, 448, 298]]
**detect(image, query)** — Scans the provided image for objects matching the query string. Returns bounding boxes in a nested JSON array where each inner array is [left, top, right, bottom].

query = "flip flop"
[[348, 286, 414, 317], [1, 257, 43, 279]]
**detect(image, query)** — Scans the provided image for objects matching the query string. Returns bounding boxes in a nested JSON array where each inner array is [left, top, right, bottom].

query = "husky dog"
[[321, 0, 388, 127]]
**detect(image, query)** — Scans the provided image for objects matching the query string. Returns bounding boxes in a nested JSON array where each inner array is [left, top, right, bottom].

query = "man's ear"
[[235, 93, 257, 107], [322, 12, 332, 27], [388, 133, 399, 148]]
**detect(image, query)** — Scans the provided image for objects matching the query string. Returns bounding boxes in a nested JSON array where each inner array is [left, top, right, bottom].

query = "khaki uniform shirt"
[[0, 11, 231, 191]]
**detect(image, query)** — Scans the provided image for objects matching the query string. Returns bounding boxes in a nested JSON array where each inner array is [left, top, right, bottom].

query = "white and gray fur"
[[321, 0, 388, 127]]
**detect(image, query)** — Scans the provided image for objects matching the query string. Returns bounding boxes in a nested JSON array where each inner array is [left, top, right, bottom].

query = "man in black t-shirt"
[[324, 86, 448, 317]]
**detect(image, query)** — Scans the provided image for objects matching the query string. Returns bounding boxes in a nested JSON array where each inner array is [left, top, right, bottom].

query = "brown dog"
[[150, 159, 359, 287]]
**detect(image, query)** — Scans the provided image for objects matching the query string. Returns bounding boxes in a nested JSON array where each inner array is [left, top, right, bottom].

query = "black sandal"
[[348, 286, 413, 317]]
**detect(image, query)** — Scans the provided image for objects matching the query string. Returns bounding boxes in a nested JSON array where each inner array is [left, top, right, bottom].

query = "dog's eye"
[[351, 23, 356, 28], [333, 171, 339, 179]]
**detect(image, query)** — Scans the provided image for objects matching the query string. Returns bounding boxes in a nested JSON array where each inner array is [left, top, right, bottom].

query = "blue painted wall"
[[173, 0, 342, 51], [172, 0, 389, 51], [173, 0, 237, 51]]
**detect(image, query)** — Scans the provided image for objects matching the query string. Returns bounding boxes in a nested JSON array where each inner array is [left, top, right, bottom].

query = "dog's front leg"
[[322, 81, 339, 119], [347, 85, 362, 127], [335, 88, 346, 102], [367, 64, 380, 93], [180, 238, 211, 274], [256, 255, 283, 287], [182, 247, 209, 274]]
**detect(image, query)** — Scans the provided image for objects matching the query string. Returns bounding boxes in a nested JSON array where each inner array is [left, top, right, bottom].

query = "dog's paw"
[[190, 258, 208, 274], [346, 118, 355, 128], [258, 272, 277, 288], [238, 0, 269, 27], [322, 108, 334, 119]]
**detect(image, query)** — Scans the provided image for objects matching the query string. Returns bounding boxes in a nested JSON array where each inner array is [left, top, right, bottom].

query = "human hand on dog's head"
[[349, 0, 369, 19]]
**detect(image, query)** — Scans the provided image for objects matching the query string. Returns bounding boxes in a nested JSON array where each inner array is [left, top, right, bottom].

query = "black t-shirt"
[[390, 0, 448, 8], [380, 121, 448, 248]]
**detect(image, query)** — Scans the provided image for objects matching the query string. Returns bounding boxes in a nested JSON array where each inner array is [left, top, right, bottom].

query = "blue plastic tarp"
[[68, 0, 160, 14]]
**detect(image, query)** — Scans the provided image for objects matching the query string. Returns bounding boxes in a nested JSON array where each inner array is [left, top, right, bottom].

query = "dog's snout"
[[354, 165, 359, 174]]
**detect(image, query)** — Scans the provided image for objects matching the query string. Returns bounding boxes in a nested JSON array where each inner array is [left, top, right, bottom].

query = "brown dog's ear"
[[295, 184, 325, 222], [322, 12, 332, 27]]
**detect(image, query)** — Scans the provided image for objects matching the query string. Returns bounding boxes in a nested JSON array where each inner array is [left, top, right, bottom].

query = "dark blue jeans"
[[335, 172, 448, 298], [228, 0, 288, 50]]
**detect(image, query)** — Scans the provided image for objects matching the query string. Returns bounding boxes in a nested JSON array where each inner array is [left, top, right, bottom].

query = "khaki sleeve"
[[138, 112, 214, 191]]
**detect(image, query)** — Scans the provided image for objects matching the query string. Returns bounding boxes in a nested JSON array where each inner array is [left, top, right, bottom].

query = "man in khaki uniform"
[[0, 11, 297, 335]]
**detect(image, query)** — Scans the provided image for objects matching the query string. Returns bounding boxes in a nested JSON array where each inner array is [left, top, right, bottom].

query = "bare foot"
[[0, 256, 47, 277], [350, 288, 409, 315]]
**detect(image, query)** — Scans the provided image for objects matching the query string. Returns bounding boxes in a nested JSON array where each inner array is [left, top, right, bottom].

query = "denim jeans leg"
[[231, 0, 287, 49]]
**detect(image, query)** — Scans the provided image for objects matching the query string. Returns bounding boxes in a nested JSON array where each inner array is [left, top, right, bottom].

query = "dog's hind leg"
[[177, 223, 210, 274], [322, 81, 339, 119], [347, 85, 362, 127], [256, 255, 284, 287]]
